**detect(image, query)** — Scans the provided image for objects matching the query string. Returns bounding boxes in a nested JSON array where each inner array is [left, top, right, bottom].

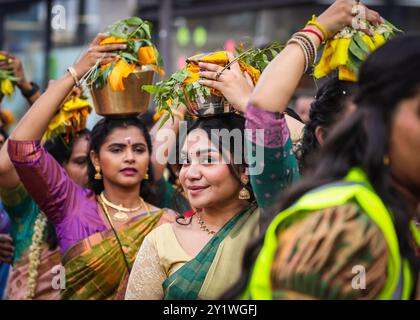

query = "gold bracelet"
[[67, 66, 81, 87]]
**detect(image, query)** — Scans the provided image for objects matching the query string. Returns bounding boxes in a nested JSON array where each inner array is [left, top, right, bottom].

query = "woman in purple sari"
[[7, 33, 176, 300]]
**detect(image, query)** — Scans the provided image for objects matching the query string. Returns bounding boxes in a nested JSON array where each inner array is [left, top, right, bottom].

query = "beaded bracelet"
[[287, 38, 310, 73], [295, 36, 314, 66], [293, 32, 318, 66]]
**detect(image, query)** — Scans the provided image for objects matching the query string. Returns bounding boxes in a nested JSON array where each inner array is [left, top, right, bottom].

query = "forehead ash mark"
[[124, 137, 132, 145]]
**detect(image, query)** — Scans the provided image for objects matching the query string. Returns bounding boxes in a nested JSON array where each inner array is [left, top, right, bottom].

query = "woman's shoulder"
[[148, 211, 190, 242], [148, 217, 177, 240], [271, 202, 388, 299], [150, 206, 178, 227]]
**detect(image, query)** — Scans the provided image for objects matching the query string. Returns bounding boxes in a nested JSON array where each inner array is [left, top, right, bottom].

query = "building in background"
[[1, 0, 419, 124]]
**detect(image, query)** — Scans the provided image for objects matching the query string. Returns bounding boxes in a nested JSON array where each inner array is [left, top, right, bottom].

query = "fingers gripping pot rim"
[[182, 51, 261, 117]]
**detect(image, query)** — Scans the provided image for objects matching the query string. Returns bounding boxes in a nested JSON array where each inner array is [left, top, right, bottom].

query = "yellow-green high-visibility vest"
[[245, 167, 419, 300]]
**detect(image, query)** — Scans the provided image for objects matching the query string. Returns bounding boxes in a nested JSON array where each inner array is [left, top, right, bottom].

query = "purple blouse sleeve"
[[245, 103, 300, 210], [245, 103, 290, 148], [7, 139, 84, 225]]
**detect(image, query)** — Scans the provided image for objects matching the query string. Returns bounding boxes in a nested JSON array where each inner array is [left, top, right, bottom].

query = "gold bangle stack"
[[294, 32, 318, 66]]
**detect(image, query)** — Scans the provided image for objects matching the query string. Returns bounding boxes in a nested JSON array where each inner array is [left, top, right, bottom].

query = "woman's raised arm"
[[9, 33, 124, 141], [249, 0, 381, 113]]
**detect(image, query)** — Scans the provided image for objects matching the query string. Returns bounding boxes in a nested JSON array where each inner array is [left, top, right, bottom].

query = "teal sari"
[[163, 202, 258, 300]]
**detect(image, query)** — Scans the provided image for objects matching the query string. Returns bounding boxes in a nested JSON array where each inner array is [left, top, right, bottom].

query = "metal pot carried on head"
[[90, 66, 155, 117], [85, 17, 164, 117], [182, 86, 235, 117], [182, 51, 259, 117]]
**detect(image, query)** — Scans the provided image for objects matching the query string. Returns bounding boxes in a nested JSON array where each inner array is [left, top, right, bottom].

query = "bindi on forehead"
[[104, 129, 146, 146]]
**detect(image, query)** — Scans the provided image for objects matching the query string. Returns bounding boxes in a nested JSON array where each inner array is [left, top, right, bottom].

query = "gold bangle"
[[67, 66, 81, 87], [293, 32, 317, 66], [306, 15, 329, 42], [287, 38, 310, 73]]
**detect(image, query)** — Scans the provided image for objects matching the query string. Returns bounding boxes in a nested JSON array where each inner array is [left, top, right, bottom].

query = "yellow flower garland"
[[99, 38, 164, 92], [185, 51, 261, 96], [43, 96, 92, 142], [0, 54, 16, 98], [1, 79, 14, 97], [0, 109, 15, 129], [314, 21, 401, 81]]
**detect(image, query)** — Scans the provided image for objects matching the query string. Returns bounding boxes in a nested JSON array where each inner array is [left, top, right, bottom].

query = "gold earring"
[[238, 175, 250, 200], [144, 173, 149, 180], [239, 186, 251, 200], [94, 166, 102, 180], [383, 155, 390, 166]]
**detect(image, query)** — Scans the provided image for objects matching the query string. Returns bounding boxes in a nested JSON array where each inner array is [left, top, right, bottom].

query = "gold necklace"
[[197, 213, 216, 236], [99, 192, 148, 222]]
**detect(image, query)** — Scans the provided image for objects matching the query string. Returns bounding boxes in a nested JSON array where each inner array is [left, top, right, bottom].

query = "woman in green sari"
[[125, 54, 300, 299], [7, 33, 176, 299]]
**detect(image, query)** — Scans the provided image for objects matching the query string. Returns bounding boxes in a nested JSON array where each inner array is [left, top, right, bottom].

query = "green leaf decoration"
[[347, 52, 362, 74], [353, 33, 370, 54], [84, 17, 162, 90], [142, 84, 158, 94], [349, 38, 367, 61], [147, 42, 284, 127], [109, 29, 127, 39], [125, 17, 143, 26]]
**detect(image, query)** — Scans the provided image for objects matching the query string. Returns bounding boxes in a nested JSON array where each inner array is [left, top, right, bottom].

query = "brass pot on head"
[[90, 66, 155, 117], [182, 87, 235, 117]]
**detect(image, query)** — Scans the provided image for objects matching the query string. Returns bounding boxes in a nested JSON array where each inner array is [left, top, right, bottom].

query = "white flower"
[[25, 213, 47, 300]]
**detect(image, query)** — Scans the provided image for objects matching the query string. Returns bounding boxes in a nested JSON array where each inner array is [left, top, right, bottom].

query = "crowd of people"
[[0, 0, 419, 300]]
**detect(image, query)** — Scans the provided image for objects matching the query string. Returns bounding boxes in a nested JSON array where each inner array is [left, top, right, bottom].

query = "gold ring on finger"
[[8, 58, 13, 64]]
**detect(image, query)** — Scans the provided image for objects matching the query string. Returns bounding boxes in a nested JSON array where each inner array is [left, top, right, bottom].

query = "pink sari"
[[6, 245, 61, 300]]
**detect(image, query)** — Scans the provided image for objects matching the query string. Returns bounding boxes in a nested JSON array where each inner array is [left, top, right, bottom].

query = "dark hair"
[[298, 77, 356, 172], [0, 128, 8, 140], [284, 107, 303, 123], [44, 129, 91, 166], [175, 113, 255, 225], [87, 117, 157, 205], [41, 129, 91, 251], [225, 35, 420, 299], [139, 110, 155, 130]]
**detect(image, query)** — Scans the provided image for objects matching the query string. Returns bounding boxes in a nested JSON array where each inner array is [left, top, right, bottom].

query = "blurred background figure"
[[294, 93, 314, 124]]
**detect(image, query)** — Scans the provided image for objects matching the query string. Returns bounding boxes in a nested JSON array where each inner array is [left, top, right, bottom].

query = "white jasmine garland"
[[24, 213, 47, 300]]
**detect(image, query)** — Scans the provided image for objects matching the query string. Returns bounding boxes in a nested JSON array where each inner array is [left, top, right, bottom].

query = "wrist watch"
[[21, 81, 40, 99]]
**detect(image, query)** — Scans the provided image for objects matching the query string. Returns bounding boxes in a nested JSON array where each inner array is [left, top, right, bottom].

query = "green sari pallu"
[[163, 203, 259, 300], [62, 209, 167, 300]]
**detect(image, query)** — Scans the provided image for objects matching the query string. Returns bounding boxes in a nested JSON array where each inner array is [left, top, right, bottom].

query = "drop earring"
[[94, 166, 102, 180], [238, 175, 251, 200]]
